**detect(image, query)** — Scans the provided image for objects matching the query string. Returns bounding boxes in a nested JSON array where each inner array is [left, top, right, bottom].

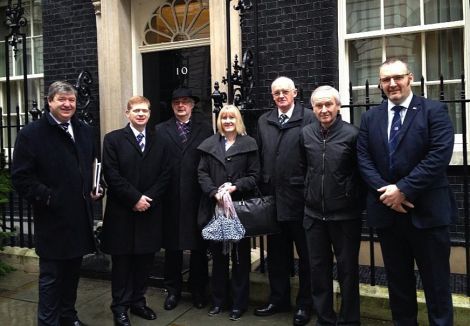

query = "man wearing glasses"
[[357, 58, 456, 325], [155, 88, 212, 311], [254, 76, 314, 326]]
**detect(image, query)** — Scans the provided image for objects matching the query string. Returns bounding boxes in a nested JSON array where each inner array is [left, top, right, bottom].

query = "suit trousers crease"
[[377, 218, 453, 326], [209, 238, 251, 310], [38, 257, 83, 326], [305, 218, 361, 326], [110, 253, 155, 314], [163, 249, 209, 296], [267, 221, 312, 308]]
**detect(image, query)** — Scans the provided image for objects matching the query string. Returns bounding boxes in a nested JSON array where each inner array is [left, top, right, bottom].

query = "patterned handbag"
[[202, 194, 245, 242]]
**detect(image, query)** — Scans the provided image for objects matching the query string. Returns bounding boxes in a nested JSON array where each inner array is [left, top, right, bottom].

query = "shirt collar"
[[278, 103, 295, 118], [387, 92, 413, 111], [49, 112, 70, 126], [129, 124, 145, 137]]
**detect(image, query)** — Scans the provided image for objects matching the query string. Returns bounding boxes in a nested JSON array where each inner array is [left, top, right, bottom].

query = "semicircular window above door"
[[143, 0, 210, 45]]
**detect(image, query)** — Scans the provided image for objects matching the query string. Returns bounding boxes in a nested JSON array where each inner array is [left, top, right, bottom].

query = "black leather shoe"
[[293, 308, 311, 326], [164, 294, 180, 310], [60, 318, 87, 326], [113, 312, 131, 326], [130, 305, 157, 320], [254, 303, 288, 316], [229, 309, 244, 321], [208, 306, 222, 316]]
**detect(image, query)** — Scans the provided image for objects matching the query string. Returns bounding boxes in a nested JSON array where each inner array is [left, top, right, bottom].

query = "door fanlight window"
[[143, 0, 209, 45]]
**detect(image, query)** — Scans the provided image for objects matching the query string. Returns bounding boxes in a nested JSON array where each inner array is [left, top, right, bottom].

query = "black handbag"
[[233, 190, 280, 237]]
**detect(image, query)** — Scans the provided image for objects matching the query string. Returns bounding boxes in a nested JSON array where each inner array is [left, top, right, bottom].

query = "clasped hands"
[[214, 182, 237, 204], [377, 184, 414, 213], [133, 195, 153, 212]]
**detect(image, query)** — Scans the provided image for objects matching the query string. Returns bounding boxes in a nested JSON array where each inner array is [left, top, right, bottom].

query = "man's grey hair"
[[47, 81, 77, 101], [271, 76, 296, 91], [310, 85, 341, 106]]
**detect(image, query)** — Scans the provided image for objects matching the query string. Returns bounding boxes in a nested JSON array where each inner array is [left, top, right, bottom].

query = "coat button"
[[226, 157, 232, 161]]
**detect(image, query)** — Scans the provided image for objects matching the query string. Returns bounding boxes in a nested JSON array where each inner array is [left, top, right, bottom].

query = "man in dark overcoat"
[[101, 96, 170, 326], [155, 87, 213, 310], [357, 58, 456, 325], [12, 81, 102, 326], [254, 76, 314, 326]]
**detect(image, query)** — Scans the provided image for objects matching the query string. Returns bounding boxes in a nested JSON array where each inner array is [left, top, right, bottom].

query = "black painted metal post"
[[459, 74, 470, 296], [225, 0, 233, 103]]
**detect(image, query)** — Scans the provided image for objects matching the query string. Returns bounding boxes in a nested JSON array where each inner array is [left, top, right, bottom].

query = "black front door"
[[142, 46, 212, 128]]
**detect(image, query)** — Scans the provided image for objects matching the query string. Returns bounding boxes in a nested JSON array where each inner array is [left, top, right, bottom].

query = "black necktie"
[[279, 114, 288, 125], [136, 133, 145, 152], [389, 106, 403, 171], [59, 122, 73, 141]]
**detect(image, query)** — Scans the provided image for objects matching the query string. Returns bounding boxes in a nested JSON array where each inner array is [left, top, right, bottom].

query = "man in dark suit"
[[357, 58, 456, 326], [12, 81, 102, 326], [155, 87, 212, 310], [254, 76, 314, 326], [101, 96, 170, 326]]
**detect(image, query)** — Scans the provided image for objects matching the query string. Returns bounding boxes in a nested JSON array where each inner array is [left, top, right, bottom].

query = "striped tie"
[[279, 114, 288, 125], [136, 133, 145, 152], [59, 122, 74, 141], [388, 106, 403, 172]]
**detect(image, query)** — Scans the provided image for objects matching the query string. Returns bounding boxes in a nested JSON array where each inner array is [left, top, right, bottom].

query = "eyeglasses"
[[272, 89, 293, 97], [380, 74, 410, 84]]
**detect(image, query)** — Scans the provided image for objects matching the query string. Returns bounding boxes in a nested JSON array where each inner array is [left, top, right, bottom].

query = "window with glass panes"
[[0, 0, 43, 153], [339, 0, 466, 135]]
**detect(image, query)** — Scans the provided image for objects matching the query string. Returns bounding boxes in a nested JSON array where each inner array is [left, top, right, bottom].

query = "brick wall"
[[241, 0, 338, 109], [42, 0, 100, 133]]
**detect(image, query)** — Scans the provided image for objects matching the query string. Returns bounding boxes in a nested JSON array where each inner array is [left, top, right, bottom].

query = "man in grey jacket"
[[300, 85, 363, 326]]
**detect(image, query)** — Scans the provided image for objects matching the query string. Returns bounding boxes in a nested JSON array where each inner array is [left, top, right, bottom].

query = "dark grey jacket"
[[101, 125, 171, 254], [257, 103, 314, 221], [12, 113, 96, 259], [155, 114, 213, 250], [300, 115, 364, 222], [197, 133, 260, 227]]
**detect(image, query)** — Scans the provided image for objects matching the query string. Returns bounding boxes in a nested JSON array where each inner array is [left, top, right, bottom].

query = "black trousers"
[[209, 238, 251, 310], [163, 248, 209, 297], [267, 220, 312, 309], [305, 218, 361, 326], [377, 218, 453, 326], [110, 253, 155, 314], [38, 256, 83, 326]]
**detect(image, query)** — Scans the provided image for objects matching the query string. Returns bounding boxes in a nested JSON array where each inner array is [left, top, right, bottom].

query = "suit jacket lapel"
[[124, 124, 143, 155], [165, 118, 184, 150], [378, 103, 389, 150], [395, 95, 420, 149], [142, 126, 154, 157]]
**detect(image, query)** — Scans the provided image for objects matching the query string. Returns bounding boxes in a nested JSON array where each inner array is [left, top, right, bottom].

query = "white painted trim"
[[344, 20, 465, 40], [138, 38, 211, 53]]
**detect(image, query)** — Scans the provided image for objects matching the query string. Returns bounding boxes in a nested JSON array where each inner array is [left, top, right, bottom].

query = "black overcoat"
[[11, 113, 96, 259], [101, 125, 170, 254], [257, 103, 315, 221], [154, 113, 213, 250], [197, 134, 260, 227]]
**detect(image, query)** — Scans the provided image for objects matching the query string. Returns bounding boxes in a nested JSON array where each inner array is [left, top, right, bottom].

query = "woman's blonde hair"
[[216, 104, 246, 136]]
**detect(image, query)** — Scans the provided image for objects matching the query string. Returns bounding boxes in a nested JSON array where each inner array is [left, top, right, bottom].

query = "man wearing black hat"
[[155, 87, 213, 310]]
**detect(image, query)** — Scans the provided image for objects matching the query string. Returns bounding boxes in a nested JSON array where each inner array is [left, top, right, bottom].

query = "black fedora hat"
[[171, 87, 199, 103]]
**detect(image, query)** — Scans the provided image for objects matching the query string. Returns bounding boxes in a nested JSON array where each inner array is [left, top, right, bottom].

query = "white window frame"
[[338, 0, 470, 164], [0, 0, 44, 158]]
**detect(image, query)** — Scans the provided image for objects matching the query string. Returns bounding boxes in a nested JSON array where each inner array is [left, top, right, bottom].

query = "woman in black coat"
[[198, 105, 259, 321]]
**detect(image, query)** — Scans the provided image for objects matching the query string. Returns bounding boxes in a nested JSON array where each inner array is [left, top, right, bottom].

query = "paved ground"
[[0, 270, 393, 326]]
